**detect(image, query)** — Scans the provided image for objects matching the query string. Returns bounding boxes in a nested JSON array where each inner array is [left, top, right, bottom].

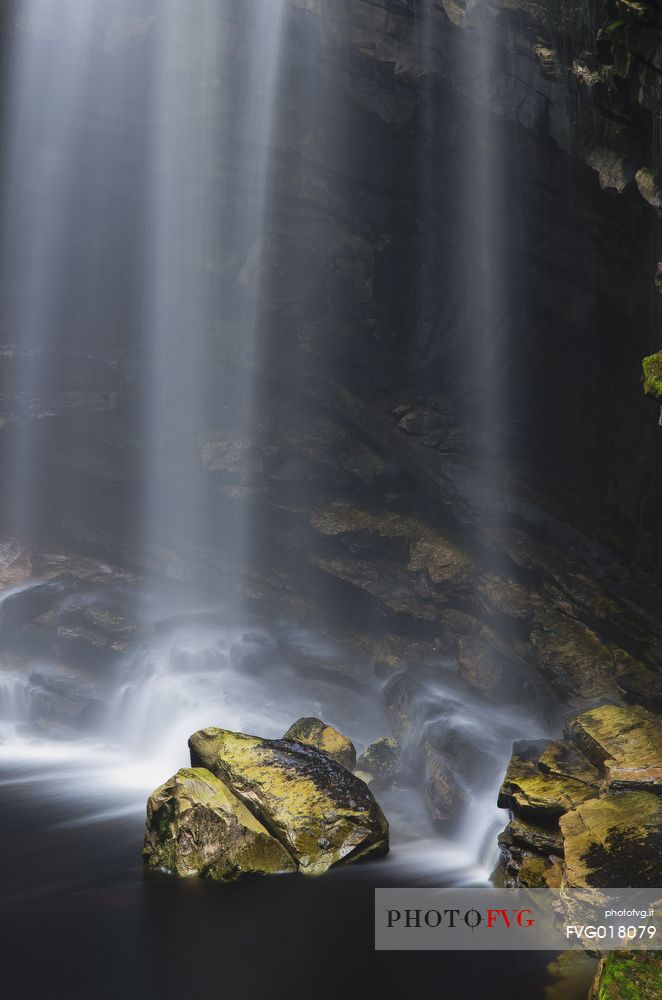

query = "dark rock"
[[0, 575, 78, 634], [507, 816, 564, 856], [423, 745, 467, 830], [356, 737, 400, 786], [616, 663, 662, 714]]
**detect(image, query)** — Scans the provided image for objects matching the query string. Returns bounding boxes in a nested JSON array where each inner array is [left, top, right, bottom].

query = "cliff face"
[[0, 1, 661, 712], [3, 0, 660, 566]]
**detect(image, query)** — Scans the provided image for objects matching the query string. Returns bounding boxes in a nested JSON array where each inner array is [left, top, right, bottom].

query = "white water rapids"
[[0, 582, 545, 883]]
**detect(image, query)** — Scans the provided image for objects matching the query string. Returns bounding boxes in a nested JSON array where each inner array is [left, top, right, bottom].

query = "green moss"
[[596, 951, 662, 999], [642, 352, 662, 399]]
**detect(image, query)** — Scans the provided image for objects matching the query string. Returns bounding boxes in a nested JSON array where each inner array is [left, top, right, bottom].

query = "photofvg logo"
[[386, 905, 535, 932], [375, 889, 661, 951]]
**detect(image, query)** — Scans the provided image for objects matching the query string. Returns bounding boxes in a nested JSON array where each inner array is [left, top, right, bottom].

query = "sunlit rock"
[[144, 767, 295, 881], [560, 791, 662, 888], [498, 739, 600, 823], [283, 716, 357, 770], [565, 704, 662, 794], [188, 727, 388, 874]]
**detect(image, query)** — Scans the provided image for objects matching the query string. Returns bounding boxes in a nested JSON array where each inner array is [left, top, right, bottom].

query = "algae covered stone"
[[283, 716, 356, 770], [498, 739, 599, 823], [189, 726, 389, 874], [560, 791, 662, 887], [144, 767, 295, 881], [591, 951, 662, 999], [507, 816, 564, 855], [642, 351, 662, 399], [356, 737, 400, 784], [566, 704, 662, 794]]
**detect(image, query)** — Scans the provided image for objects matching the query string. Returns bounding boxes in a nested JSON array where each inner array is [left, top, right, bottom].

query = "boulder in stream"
[[356, 737, 400, 785], [144, 767, 296, 881], [188, 726, 389, 874]]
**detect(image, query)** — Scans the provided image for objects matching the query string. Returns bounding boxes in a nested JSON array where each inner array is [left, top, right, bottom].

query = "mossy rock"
[[356, 737, 400, 782], [283, 716, 356, 770], [498, 819, 564, 888], [517, 853, 563, 888], [591, 951, 662, 999], [498, 739, 600, 823], [560, 791, 662, 887], [143, 768, 295, 881], [642, 351, 662, 399], [566, 704, 662, 793], [189, 727, 388, 875], [507, 816, 564, 855], [529, 607, 622, 702]]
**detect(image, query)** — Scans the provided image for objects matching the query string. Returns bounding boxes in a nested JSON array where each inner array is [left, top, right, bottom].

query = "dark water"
[[1, 762, 570, 1000]]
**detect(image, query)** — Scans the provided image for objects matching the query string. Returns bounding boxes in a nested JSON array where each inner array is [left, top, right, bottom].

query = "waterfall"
[[141, 0, 285, 587], [0, 0, 544, 884]]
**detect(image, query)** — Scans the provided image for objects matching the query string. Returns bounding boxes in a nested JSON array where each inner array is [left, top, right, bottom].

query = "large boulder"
[[283, 716, 356, 770], [188, 727, 388, 874], [591, 951, 662, 999], [560, 791, 662, 888], [144, 768, 296, 881], [566, 704, 662, 794]]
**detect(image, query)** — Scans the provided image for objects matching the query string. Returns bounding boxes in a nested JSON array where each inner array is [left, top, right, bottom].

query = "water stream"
[[0, 4, 563, 997]]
